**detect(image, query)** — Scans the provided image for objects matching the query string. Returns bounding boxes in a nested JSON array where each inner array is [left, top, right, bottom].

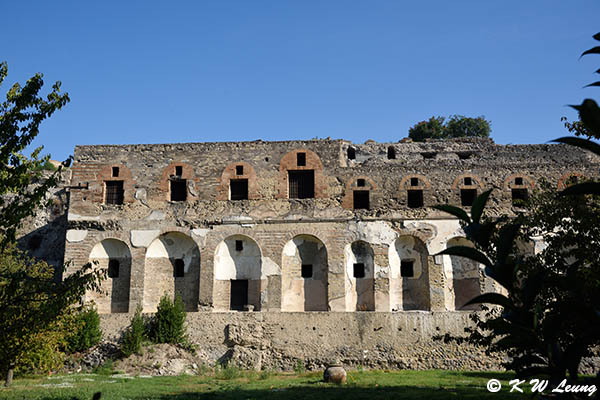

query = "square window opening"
[[301, 264, 313, 278], [512, 188, 528, 205], [108, 259, 119, 278], [353, 190, 370, 210], [105, 181, 124, 205], [515, 177, 524, 185], [357, 178, 366, 187], [461, 189, 477, 207], [410, 177, 419, 187], [170, 179, 187, 201], [230, 179, 248, 200], [464, 177, 472, 186], [407, 190, 424, 208], [297, 152, 306, 166], [230, 280, 248, 311], [353, 263, 365, 278], [173, 259, 185, 278], [400, 260, 414, 277], [235, 240, 243, 251], [387, 146, 396, 159], [236, 165, 244, 175], [288, 170, 314, 199], [112, 167, 119, 177], [175, 166, 183, 176]]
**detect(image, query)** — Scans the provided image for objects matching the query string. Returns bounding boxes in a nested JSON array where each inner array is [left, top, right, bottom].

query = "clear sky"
[[3, 1, 599, 162]]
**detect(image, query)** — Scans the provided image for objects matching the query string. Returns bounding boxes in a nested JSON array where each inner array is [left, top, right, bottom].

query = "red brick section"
[[451, 173, 485, 189], [557, 171, 585, 190], [503, 173, 535, 190], [398, 174, 431, 190], [216, 161, 259, 200], [158, 161, 197, 201], [277, 148, 327, 199], [341, 176, 377, 209], [97, 164, 136, 204]]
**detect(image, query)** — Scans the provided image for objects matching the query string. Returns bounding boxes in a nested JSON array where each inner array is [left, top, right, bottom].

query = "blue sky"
[[3, 1, 599, 161]]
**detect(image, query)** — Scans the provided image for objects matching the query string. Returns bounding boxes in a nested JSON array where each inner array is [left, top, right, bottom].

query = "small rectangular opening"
[[353, 263, 365, 278], [105, 181, 124, 205], [230, 280, 248, 311], [230, 179, 248, 200], [464, 177, 472, 186], [170, 179, 187, 201], [236, 165, 244, 175], [457, 152, 472, 160], [400, 260, 414, 277], [461, 189, 477, 207], [353, 190, 370, 210], [108, 259, 119, 278], [347, 147, 356, 160], [288, 170, 314, 199], [175, 166, 183, 176], [357, 178, 366, 187], [173, 259, 185, 278], [112, 167, 119, 177], [410, 177, 419, 187], [407, 190, 424, 208], [515, 177, 523, 185], [421, 152, 437, 159], [387, 146, 396, 159], [297, 152, 306, 166], [235, 240, 243, 251], [512, 188, 528, 205], [301, 264, 313, 278]]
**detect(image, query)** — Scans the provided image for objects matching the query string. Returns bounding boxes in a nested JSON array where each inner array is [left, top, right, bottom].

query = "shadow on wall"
[[282, 235, 328, 312], [144, 232, 200, 312], [389, 236, 431, 311], [446, 237, 481, 311], [88, 238, 131, 313], [345, 241, 375, 311]]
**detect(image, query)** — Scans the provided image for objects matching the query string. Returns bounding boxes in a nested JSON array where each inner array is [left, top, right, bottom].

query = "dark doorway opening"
[[170, 179, 187, 201], [353, 190, 370, 210], [289, 170, 315, 199], [407, 190, 423, 208], [230, 279, 248, 311], [512, 188, 528, 205], [230, 179, 248, 200], [461, 189, 477, 207]]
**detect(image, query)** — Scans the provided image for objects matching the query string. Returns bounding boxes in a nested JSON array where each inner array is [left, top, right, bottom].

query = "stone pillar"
[[427, 255, 446, 311], [128, 247, 146, 312], [373, 244, 390, 312]]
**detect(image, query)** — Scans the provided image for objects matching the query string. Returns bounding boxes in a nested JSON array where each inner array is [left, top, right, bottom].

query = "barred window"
[[105, 181, 124, 205]]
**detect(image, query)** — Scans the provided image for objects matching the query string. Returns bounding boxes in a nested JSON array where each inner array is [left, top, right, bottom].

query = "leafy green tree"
[[150, 293, 187, 344], [121, 305, 146, 357], [0, 62, 102, 386], [0, 61, 70, 247], [408, 115, 490, 141], [407, 116, 445, 141], [66, 304, 102, 353]]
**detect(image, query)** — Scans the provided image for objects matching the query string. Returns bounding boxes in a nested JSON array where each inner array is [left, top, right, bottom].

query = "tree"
[[0, 61, 69, 247], [434, 32, 600, 390], [408, 115, 491, 142], [0, 62, 102, 386]]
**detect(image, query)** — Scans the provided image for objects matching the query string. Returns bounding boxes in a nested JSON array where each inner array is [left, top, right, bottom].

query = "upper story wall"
[[68, 137, 599, 226]]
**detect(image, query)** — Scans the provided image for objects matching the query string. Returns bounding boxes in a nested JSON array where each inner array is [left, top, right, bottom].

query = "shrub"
[[66, 305, 102, 353], [150, 293, 187, 344], [120, 305, 145, 357]]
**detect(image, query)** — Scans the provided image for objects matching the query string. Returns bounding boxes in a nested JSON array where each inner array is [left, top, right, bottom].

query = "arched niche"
[[281, 235, 328, 311], [88, 239, 131, 313], [144, 232, 200, 312], [388, 235, 430, 311], [214, 235, 264, 311], [344, 241, 375, 311], [445, 237, 481, 311]]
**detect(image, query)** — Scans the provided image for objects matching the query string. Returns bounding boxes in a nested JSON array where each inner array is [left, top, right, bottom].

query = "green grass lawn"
[[0, 369, 521, 400]]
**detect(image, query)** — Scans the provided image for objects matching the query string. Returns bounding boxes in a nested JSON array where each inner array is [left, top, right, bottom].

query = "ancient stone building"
[[58, 137, 598, 370]]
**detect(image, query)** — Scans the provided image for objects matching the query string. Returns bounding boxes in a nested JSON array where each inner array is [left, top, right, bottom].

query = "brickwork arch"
[[388, 235, 431, 311], [398, 174, 432, 190], [451, 173, 485, 189], [341, 176, 377, 209], [96, 164, 135, 204], [158, 161, 197, 201], [277, 149, 327, 199], [557, 171, 586, 190], [216, 162, 259, 200], [503, 173, 535, 190], [344, 240, 375, 311], [88, 238, 131, 313]]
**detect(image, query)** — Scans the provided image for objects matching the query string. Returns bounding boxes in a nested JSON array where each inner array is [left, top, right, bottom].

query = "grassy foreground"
[[0, 369, 520, 399]]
